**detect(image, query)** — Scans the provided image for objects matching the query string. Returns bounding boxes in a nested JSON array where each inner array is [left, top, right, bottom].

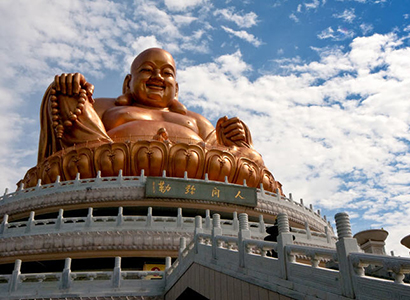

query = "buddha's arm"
[[38, 74, 112, 163]]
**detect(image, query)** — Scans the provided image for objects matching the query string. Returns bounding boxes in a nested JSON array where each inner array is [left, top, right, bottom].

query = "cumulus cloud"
[[214, 7, 258, 28], [221, 26, 263, 47]]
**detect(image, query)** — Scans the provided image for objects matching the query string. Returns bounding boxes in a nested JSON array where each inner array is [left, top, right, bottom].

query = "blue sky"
[[1, 0, 410, 256]]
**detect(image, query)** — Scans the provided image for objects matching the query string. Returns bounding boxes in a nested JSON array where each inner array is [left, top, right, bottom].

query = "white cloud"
[[333, 8, 356, 23], [305, 0, 320, 10], [318, 27, 335, 39], [289, 13, 300, 23], [360, 23, 374, 35], [318, 26, 355, 41], [164, 0, 204, 11], [214, 8, 258, 28], [221, 26, 263, 47]]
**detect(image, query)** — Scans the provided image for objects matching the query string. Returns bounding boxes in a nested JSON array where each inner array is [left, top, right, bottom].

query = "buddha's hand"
[[49, 73, 95, 137], [216, 116, 251, 148]]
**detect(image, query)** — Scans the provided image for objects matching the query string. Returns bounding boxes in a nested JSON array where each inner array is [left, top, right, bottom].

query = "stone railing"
[[0, 172, 333, 233], [0, 208, 335, 263], [0, 212, 409, 299], [165, 212, 410, 300], [0, 257, 166, 299]]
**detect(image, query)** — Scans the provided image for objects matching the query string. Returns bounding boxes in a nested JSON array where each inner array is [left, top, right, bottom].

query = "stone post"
[[177, 208, 183, 228], [179, 237, 186, 262], [85, 207, 93, 227], [25, 211, 35, 233], [335, 212, 359, 298], [55, 209, 64, 230], [212, 214, 222, 259], [112, 256, 121, 288], [165, 256, 172, 270], [0, 214, 9, 235], [194, 216, 203, 254], [60, 258, 72, 290], [205, 209, 211, 229], [259, 215, 265, 234], [116, 207, 124, 226], [232, 212, 239, 231], [277, 213, 293, 279], [239, 213, 251, 268], [146, 207, 153, 227], [9, 259, 21, 293]]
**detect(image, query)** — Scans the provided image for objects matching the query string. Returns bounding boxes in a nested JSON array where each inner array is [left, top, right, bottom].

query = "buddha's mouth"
[[147, 83, 165, 90]]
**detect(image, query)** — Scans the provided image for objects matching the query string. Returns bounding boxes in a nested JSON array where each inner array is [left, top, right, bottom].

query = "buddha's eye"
[[140, 67, 152, 73], [163, 69, 174, 77]]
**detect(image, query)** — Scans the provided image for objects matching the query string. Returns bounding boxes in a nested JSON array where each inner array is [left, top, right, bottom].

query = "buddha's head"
[[122, 48, 179, 109]]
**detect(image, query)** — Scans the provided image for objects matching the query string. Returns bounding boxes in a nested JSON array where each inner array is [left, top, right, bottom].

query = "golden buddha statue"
[[23, 48, 282, 194]]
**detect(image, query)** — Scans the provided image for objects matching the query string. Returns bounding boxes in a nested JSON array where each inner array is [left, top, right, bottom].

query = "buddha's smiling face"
[[128, 48, 178, 108]]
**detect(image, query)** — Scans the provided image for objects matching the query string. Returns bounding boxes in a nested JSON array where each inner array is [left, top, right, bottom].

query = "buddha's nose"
[[151, 69, 163, 80]]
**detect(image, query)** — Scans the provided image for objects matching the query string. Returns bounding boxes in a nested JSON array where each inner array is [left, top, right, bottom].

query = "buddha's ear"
[[174, 82, 179, 101], [122, 74, 132, 94]]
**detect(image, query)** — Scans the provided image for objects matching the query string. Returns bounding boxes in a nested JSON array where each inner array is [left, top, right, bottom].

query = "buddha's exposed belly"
[[106, 120, 203, 143]]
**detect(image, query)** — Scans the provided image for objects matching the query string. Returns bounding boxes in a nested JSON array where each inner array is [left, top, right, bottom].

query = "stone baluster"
[[325, 226, 331, 244], [60, 258, 72, 290], [0, 214, 9, 235], [3, 187, 9, 196], [146, 207, 153, 228], [194, 216, 203, 254], [55, 209, 64, 230], [309, 204, 313, 211], [179, 237, 186, 262], [25, 211, 35, 233], [117, 169, 123, 182], [224, 176, 228, 183], [232, 212, 239, 231], [35, 179, 42, 191], [9, 259, 22, 293], [276, 188, 281, 201], [259, 183, 265, 194], [162, 170, 166, 178], [205, 209, 211, 230], [177, 208, 183, 228], [239, 213, 251, 268], [289, 193, 293, 201], [74, 172, 81, 185], [304, 222, 311, 240], [212, 214, 222, 260], [116, 207, 124, 226], [112, 257, 122, 288], [243, 179, 247, 186], [277, 212, 293, 279], [335, 212, 359, 298], [85, 208, 93, 227], [140, 169, 146, 182], [165, 256, 172, 270], [300, 198, 304, 206], [184, 171, 188, 179], [259, 215, 265, 234]]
